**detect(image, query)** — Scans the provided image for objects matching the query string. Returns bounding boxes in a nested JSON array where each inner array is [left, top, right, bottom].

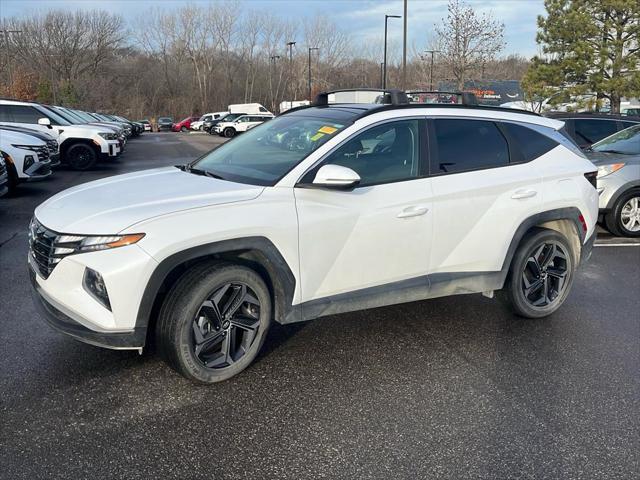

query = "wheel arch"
[[136, 237, 298, 342], [500, 207, 586, 284], [60, 137, 100, 156], [605, 181, 640, 210]]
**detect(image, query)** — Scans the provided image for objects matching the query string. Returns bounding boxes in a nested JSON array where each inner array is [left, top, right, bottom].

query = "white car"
[[213, 114, 274, 137], [191, 112, 228, 131], [29, 90, 598, 384], [0, 100, 121, 170], [0, 129, 52, 193]]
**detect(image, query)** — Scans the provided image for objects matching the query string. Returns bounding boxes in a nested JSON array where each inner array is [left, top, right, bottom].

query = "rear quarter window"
[[501, 123, 559, 162], [573, 119, 618, 146]]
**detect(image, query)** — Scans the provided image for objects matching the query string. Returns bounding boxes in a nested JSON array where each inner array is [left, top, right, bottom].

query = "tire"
[[504, 228, 575, 319], [2, 163, 18, 197], [65, 143, 97, 170], [156, 262, 272, 383], [181, 126, 188, 132], [604, 189, 640, 238], [223, 127, 235, 138]]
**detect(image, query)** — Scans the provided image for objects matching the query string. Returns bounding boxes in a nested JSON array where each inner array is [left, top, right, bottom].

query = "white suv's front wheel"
[[505, 228, 576, 319], [156, 262, 272, 383]]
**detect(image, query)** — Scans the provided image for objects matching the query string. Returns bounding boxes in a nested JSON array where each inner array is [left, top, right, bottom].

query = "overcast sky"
[[0, 0, 545, 58]]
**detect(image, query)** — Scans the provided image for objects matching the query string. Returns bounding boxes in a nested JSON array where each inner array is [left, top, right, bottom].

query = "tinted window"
[[573, 119, 618, 146], [621, 121, 638, 129], [8, 105, 42, 123], [324, 120, 420, 186], [432, 119, 508, 174], [0, 105, 13, 122], [502, 123, 558, 162]]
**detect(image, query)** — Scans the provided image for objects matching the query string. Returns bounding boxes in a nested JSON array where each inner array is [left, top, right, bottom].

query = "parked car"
[[213, 113, 273, 137], [546, 112, 640, 149], [0, 125, 60, 166], [191, 112, 228, 131], [157, 117, 174, 132], [228, 103, 271, 115], [585, 124, 640, 237], [138, 119, 152, 132], [0, 99, 121, 170], [0, 153, 8, 197], [0, 129, 52, 194], [29, 89, 598, 383], [172, 116, 201, 132], [204, 113, 245, 134]]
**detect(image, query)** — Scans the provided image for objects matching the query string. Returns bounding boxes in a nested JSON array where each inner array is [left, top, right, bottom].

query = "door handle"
[[511, 189, 538, 200], [397, 205, 429, 218]]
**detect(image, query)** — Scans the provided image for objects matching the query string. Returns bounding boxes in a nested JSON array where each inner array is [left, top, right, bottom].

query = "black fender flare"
[[135, 236, 298, 335], [499, 206, 586, 281]]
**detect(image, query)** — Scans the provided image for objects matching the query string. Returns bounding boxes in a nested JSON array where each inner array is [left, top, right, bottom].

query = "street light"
[[383, 14, 401, 89], [423, 50, 442, 91], [308, 47, 319, 101], [286, 41, 296, 110], [380, 62, 384, 89], [269, 55, 280, 112]]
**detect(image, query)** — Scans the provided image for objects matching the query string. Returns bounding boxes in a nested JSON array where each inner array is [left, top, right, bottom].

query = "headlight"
[[98, 132, 117, 140], [596, 163, 625, 178], [55, 233, 145, 255]]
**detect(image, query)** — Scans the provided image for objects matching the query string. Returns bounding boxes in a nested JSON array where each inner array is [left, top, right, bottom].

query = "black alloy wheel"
[[521, 241, 569, 308], [192, 282, 261, 369]]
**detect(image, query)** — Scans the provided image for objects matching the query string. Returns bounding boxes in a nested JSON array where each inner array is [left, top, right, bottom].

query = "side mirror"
[[38, 117, 51, 127], [312, 164, 360, 189]]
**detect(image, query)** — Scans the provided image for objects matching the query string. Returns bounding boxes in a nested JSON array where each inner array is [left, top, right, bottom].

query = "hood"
[[35, 167, 264, 234], [57, 124, 113, 135], [585, 150, 640, 165], [0, 129, 46, 146]]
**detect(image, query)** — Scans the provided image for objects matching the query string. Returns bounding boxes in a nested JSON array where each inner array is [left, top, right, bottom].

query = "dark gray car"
[[586, 125, 640, 237]]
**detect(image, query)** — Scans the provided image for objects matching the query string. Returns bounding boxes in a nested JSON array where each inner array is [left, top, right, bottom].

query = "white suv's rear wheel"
[[505, 228, 575, 318], [156, 262, 271, 383]]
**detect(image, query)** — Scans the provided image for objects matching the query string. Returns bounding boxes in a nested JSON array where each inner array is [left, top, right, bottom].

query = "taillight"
[[584, 171, 597, 188], [578, 214, 588, 234]]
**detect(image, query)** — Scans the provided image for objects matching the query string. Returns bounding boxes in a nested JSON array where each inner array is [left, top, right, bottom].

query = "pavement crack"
[[0, 232, 19, 249]]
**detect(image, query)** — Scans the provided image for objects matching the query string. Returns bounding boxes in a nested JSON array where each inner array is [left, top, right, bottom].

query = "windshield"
[[592, 125, 640, 155], [56, 108, 88, 123], [39, 106, 71, 126], [159, 117, 172, 122], [192, 115, 347, 186], [220, 113, 244, 123]]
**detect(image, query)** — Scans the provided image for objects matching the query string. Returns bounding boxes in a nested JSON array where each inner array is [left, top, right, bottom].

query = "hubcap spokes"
[[621, 197, 640, 232], [522, 242, 569, 308], [192, 282, 261, 369]]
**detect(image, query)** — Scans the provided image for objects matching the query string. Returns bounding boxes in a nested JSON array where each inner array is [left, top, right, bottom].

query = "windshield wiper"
[[176, 164, 226, 180]]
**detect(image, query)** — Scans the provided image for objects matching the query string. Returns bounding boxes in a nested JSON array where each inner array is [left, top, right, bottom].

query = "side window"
[[8, 105, 42, 123], [259, 106, 267, 112], [0, 105, 14, 122], [501, 123, 558, 162], [237, 116, 248, 123], [573, 119, 617, 145], [431, 119, 509, 174], [621, 121, 637, 130], [324, 120, 420, 186]]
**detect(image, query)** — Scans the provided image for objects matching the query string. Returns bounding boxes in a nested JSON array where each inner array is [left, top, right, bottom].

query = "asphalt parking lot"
[[1, 132, 638, 479]]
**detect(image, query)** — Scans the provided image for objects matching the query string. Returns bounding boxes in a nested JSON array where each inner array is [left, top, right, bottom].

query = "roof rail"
[[314, 88, 409, 106], [406, 90, 479, 106]]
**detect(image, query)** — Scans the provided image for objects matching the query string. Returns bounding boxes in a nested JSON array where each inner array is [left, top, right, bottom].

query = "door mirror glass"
[[38, 117, 51, 126], [312, 164, 360, 189]]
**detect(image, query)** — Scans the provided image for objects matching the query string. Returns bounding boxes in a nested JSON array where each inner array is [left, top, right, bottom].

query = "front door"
[[294, 119, 434, 303]]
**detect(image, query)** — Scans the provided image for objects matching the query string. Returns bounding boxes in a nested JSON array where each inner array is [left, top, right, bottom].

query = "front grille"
[[28, 219, 61, 279], [46, 139, 59, 156], [23, 145, 50, 162]]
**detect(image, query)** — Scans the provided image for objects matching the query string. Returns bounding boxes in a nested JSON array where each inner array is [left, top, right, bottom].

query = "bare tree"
[[434, 0, 505, 89]]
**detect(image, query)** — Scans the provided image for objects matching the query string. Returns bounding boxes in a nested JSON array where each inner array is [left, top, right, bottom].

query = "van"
[[228, 103, 271, 115]]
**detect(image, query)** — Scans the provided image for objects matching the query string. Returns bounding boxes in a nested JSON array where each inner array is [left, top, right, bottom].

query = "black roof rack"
[[313, 88, 409, 106]]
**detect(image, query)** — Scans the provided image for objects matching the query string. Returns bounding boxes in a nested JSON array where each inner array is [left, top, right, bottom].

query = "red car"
[[171, 116, 200, 132]]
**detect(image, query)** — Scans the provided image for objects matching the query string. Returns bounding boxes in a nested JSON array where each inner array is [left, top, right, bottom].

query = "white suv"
[[0, 100, 121, 170], [1, 129, 53, 193], [29, 90, 599, 383], [214, 113, 274, 137]]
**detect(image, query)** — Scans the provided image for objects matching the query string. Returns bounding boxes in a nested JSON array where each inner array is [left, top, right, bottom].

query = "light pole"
[[380, 62, 384, 89], [286, 41, 296, 110], [383, 14, 401, 89], [424, 50, 442, 91], [307, 47, 318, 101], [269, 55, 280, 112]]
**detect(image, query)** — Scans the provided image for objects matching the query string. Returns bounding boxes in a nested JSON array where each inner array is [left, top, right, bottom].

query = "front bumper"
[[24, 160, 52, 180], [30, 267, 145, 350]]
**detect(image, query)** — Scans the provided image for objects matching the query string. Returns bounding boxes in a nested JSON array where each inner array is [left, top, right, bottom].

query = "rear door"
[[427, 118, 545, 275]]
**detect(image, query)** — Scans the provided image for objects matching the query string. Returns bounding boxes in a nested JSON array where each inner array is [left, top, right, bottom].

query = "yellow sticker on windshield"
[[319, 126, 338, 134], [310, 132, 325, 141]]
